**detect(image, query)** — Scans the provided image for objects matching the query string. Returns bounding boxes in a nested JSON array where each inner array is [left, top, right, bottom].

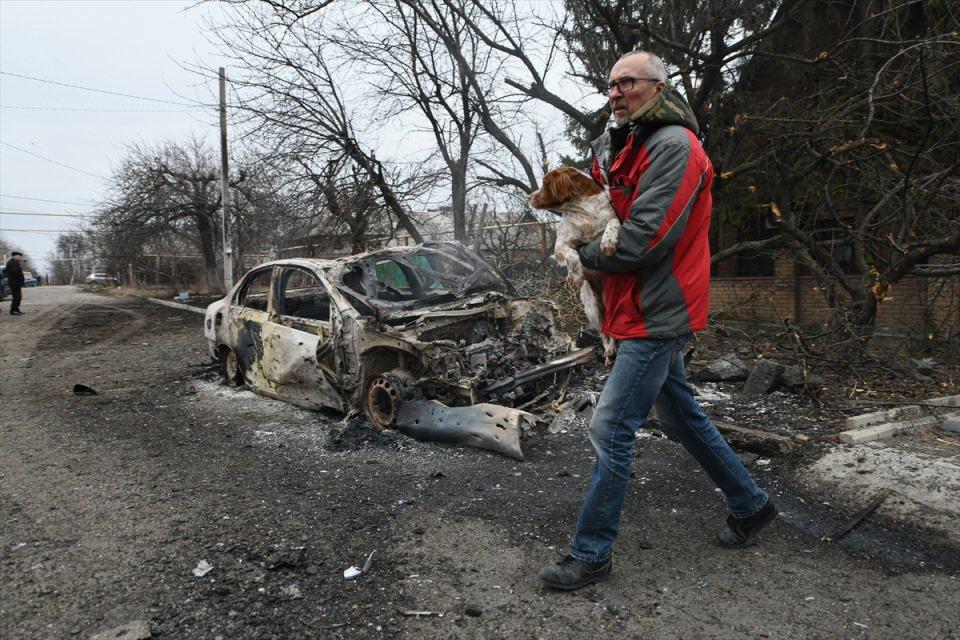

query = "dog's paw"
[[600, 221, 620, 256], [602, 337, 617, 366]]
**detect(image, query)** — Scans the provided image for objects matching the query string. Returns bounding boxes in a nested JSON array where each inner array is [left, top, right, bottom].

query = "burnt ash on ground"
[[6, 288, 955, 639]]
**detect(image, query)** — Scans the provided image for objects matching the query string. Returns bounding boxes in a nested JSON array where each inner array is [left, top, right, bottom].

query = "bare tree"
[[733, 2, 960, 347], [331, 1, 490, 241], [94, 139, 282, 291], [204, 3, 435, 243]]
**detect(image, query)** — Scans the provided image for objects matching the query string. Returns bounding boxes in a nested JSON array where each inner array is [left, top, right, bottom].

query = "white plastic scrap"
[[344, 551, 376, 580], [192, 560, 213, 577]]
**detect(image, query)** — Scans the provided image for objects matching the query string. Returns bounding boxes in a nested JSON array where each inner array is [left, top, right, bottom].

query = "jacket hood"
[[621, 85, 700, 135], [591, 85, 700, 172]]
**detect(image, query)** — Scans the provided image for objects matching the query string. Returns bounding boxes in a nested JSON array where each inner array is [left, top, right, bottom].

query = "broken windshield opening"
[[340, 249, 508, 309]]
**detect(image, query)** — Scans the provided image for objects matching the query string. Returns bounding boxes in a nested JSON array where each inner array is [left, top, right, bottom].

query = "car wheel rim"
[[365, 375, 400, 429]]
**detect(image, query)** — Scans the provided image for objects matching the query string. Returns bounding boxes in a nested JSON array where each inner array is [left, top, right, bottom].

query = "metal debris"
[[396, 401, 533, 460]]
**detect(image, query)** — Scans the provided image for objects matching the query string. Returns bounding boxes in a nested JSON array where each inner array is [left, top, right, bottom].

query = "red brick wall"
[[710, 270, 959, 338]]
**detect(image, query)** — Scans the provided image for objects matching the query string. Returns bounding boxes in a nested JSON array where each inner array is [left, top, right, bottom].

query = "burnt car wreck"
[[205, 242, 593, 459]]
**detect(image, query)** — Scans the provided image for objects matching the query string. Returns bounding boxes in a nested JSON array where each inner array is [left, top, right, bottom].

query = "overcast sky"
[[0, 0, 225, 274], [0, 0, 592, 277]]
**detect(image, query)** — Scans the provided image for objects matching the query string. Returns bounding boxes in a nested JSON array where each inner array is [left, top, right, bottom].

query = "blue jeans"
[[570, 336, 768, 563]]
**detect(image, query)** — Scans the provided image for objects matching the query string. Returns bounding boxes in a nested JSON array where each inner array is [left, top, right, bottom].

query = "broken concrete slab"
[[90, 620, 151, 640], [782, 365, 826, 391], [839, 413, 960, 444], [690, 353, 749, 382], [927, 394, 960, 408], [712, 421, 798, 456], [940, 417, 960, 434], [844, 405, 925, 430], [843, 395, 960, 433], [742, 359, 785, 396]]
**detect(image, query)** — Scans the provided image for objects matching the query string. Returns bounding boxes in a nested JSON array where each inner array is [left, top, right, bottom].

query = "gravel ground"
[[1, 287, 958, 640]]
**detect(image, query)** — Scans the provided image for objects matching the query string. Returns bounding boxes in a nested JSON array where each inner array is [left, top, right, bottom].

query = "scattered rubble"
[[89, 620, 151, 640], [742, 359, 786, 396], [279, 584, 303, 600], [781, 365, 826, 392], [712, 421, 799, 456], [839, 395, 960, 444], [690, 353, 749, 382], [941, 417, 960, 434]]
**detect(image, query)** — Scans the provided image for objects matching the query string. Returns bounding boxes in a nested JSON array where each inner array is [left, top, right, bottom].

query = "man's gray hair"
[[618, 51, 668, 82]]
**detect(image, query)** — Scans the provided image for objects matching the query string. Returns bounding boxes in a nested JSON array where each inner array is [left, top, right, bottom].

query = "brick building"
[[710, 224, 959, 341]]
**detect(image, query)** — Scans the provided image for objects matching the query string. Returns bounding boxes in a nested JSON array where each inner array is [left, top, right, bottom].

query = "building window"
[[734, 216, 775, 277]]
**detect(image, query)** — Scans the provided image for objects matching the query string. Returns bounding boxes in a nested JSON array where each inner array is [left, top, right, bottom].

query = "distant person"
[[5, 251, 25, 315]]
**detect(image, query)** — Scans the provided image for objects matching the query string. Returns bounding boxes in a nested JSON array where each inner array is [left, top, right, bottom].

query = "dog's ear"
[[567, 169, 603, 197], [531, 167, 602, 208], [531, 168, 574, 208]]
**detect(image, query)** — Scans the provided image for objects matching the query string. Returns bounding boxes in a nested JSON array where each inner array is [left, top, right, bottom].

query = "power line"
[[0, 211, 93, 218], [0, 141, 106, 179], [0, 193, 93, 206], [0, 228, 78, 233], [1, 104, 201, 113], [0, 70, 207, 108]]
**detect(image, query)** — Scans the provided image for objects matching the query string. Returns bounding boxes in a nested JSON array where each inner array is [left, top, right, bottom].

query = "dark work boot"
[[538, 555, 611, 590], [716, 500, 779, 549]]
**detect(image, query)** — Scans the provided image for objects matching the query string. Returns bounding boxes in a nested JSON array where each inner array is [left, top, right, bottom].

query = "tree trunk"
[[451, 168, 467, 242], [195, 213, 222, 293]]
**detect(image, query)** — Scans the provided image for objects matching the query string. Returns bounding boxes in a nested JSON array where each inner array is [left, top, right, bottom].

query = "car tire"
[[219, 346, 243, 387]]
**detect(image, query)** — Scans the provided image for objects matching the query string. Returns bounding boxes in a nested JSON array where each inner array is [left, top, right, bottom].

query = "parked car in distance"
[[86, 272, 118, 285], [23, 272, 38, 287], [204, 241, 594, 459], [0, 265, 8, 299]]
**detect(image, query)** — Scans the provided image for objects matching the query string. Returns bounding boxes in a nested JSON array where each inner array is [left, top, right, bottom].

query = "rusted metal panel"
[[396, 400, 533, 460]]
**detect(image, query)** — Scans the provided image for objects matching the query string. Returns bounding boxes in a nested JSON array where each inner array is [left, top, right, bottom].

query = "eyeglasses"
[[604, 76, 661, 95]]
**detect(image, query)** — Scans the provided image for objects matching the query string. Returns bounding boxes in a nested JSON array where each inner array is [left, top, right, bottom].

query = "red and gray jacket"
[[577, 87, 714, 340]]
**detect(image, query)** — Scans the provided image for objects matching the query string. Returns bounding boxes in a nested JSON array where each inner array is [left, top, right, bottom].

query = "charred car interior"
[[205, 242, 594, 459]]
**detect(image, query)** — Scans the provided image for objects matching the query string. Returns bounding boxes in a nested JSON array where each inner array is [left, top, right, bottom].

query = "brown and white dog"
[[528, 167, 619, 363]]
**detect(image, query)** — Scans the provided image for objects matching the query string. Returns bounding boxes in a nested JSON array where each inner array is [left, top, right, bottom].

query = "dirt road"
[[2, 287, 958, 639]]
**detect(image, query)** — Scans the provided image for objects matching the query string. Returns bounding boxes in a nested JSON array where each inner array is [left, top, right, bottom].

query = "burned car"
[[204, 242, 593, 459]]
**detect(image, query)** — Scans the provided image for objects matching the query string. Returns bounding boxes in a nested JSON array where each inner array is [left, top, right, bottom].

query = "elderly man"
[[538, 52, 777, 590]]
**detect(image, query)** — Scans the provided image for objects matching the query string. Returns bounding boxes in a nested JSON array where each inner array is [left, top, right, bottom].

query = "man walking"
[[5, 251, 26, 315], [538, 52, 777, 590]]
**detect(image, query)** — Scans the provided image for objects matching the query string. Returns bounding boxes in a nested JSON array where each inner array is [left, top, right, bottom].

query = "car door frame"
[[258, 264, 346, 412], [226, 265, 276, 390]]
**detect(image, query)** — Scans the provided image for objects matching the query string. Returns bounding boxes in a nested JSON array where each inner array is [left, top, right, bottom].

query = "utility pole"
[[218, 67, 234, 292]]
